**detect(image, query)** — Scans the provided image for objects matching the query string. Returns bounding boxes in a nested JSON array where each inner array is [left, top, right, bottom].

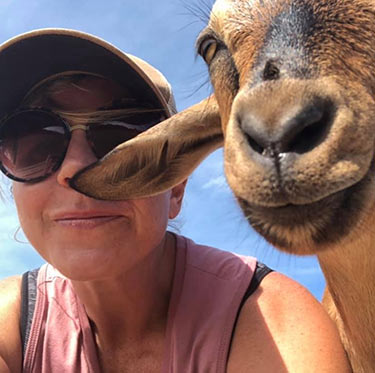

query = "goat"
[[71, 0, 375, 371]]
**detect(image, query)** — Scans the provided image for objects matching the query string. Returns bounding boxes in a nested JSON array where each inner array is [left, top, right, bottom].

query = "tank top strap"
[[163, 235, 257, 373], [20, 268, 40, 360], [23, 263, 101, 373]]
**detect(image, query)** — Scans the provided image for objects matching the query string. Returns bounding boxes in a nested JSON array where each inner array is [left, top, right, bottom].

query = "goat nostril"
[[283, 99, 336, 154], [246, 134, 265, 155], [263, 61, 280, 81]]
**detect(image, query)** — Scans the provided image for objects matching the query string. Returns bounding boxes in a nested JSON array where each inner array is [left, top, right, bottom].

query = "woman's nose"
[[56, 130, 98, 188]]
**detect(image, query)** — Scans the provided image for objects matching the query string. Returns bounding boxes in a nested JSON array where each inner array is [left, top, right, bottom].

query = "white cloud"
[[201, 175, 228, 190]]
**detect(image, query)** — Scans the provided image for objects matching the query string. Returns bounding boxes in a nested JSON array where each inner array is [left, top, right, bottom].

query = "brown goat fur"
[[72, 0, 375, 371]]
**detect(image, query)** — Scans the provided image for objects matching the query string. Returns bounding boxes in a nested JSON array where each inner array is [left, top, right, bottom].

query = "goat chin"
[[73, 0, 375, 371], [237, 159, 375, 256]]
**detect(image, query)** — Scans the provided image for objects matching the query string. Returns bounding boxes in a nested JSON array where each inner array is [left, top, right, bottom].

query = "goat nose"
[[240, 99, 335, 158]]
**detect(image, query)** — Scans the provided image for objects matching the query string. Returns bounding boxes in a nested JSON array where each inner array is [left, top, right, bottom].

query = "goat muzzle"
[[224, 77, 375, 207]]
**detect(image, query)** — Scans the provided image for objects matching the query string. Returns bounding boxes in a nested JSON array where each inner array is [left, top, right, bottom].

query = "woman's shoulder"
[[0, 274, 22, 326], [227, 272, 351, 372], [0, 275, 22, 373]]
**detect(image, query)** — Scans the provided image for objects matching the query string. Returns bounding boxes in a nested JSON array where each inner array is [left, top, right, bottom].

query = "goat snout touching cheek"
[[72, 0, 375, 371]]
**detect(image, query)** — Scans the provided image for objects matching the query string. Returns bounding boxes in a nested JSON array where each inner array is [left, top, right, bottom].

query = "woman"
[[0, 29, 349, 372]]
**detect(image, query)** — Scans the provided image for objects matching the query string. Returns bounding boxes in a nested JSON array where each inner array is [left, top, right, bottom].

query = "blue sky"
[[0, 0, 325, 299]]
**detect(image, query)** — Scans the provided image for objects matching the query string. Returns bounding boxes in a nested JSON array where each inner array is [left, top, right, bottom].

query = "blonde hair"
[[22, 72, 165, 125]]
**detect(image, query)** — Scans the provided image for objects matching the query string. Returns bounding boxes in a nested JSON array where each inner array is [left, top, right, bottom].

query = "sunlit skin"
[[12, 77, 187, 368]]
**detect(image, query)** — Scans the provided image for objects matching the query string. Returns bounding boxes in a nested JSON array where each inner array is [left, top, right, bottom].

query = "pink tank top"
[[23, 235, 257, 372]]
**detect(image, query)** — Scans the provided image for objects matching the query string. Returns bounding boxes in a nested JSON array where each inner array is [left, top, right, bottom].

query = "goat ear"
[[70, 96, 222, 200]]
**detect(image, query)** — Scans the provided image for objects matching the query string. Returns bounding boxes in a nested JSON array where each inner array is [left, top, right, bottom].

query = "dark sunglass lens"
[[89, 112, 165, 158], [0, 110, 69, 181]]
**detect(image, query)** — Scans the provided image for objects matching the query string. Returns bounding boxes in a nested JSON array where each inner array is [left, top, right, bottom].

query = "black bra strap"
[[228, 262, 273, 358], [242, 262, 274, 303], [20, 268, 40, 360]]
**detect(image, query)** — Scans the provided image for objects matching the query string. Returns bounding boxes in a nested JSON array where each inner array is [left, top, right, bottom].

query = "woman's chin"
[[41, 244, 132, 281]]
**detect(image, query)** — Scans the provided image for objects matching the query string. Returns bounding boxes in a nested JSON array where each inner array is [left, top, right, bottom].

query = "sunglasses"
[[0, 107, 166, 183]]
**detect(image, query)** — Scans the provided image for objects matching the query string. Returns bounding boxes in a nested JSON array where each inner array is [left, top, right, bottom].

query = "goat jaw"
[[70, 96, 223, 200]]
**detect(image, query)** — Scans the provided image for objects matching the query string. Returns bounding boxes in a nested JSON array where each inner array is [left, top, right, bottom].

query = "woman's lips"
[[54, 214, 124, 229]]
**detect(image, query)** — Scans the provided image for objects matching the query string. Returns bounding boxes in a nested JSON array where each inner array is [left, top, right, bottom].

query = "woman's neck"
[[71, 232, 177, 347]]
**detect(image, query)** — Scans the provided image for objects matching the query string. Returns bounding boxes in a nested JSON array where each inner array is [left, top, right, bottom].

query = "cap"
[[0, 28, 177, 119]]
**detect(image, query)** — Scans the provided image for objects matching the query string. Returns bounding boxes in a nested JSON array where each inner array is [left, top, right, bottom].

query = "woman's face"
[[12, 76, 185, 280]]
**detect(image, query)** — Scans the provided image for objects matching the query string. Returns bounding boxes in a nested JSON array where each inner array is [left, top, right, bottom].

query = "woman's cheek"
[[12, 182, 48, 246]]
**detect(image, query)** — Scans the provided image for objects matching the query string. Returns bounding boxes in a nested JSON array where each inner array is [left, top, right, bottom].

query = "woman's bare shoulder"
[[0, 275, 22, 373], [227, 272, 351, 373]]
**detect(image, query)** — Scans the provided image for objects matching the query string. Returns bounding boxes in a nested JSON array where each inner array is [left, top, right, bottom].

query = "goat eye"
[[199, 38, 218, 64]]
